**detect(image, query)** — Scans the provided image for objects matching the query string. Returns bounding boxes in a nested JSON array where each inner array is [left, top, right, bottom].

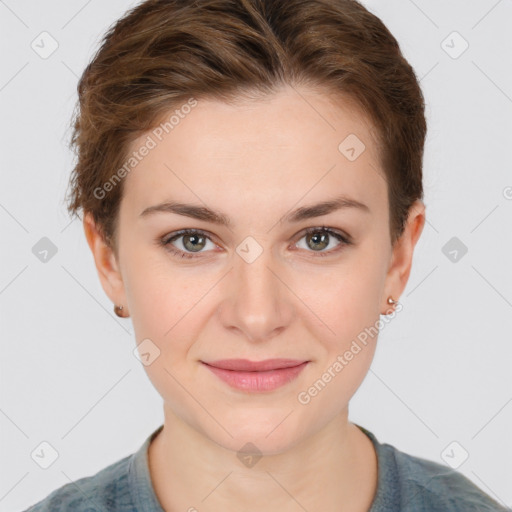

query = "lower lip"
[[202, 362, 309, 392]]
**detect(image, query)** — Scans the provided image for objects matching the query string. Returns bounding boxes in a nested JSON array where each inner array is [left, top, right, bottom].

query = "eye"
[[160, 229, 217, 259], [294, 226, 352, 257]]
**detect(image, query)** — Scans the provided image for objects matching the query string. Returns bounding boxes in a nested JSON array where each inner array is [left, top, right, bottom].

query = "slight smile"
[[201, 359, 310, 392]]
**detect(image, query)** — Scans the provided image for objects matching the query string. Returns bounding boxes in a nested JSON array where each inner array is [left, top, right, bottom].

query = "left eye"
[[295, 227, 351, 256], [160, 227, 351, 259]]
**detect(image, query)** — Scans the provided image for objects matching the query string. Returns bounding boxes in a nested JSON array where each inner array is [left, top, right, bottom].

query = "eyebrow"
[[139, 194, 370, 227]]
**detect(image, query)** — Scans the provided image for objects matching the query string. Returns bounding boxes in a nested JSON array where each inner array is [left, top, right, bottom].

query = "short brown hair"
[[65, 0, 426, 252]]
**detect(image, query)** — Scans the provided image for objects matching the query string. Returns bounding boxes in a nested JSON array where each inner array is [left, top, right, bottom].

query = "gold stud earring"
[[384, 296, 398, 315], [114, 304, 128, 318]]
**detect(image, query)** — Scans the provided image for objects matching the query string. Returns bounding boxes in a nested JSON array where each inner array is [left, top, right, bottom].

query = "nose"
[[217, 246, 294, 343]]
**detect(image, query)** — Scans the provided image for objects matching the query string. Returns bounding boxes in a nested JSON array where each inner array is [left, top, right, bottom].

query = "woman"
[[24, 0, 509, 510]]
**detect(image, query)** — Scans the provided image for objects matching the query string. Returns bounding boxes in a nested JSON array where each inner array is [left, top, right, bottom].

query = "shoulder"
[[383, 442, 510, 512], [22, 452, 134, 512]]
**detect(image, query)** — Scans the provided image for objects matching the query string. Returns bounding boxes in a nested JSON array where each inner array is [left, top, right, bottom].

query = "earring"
[[114, 304, 128, 318], [384, 296, 398, 315]]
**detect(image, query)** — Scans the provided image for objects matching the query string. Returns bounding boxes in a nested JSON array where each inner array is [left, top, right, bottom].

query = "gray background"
[[1, 0, 511, 510]]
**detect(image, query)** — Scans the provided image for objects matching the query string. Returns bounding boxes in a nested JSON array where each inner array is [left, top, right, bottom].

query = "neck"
[[148, 405, 378, 512]]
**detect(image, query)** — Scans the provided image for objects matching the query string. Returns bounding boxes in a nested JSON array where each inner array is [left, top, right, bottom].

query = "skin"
[[84, 84, 425, 512]]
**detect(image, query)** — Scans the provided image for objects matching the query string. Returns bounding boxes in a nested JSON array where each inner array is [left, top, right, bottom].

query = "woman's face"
[[87, 85, 424, 454]]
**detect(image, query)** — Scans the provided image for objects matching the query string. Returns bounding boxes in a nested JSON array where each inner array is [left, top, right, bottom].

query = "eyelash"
[[159, 226, 352, 260]]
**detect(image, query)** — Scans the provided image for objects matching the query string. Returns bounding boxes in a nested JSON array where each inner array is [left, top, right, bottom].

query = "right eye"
[[160, 229, 218, 259]]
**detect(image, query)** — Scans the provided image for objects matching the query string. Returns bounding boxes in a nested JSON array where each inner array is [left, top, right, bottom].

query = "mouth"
[[200, 359, 310, 392]]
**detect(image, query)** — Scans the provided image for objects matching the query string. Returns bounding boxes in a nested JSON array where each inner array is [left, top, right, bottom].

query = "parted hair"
[[65, 0, 426, 252]]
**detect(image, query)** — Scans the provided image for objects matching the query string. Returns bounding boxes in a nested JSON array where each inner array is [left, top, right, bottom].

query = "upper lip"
[[202, 358, 308, 372]]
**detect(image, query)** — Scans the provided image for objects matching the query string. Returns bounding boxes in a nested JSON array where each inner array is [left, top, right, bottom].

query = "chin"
[[217, 431, 303, 458], [202, 410, 310, 456]]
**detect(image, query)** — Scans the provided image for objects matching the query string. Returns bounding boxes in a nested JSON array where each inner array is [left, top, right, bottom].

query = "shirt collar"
[[128, 424, 165, 512], [355, 423, 401, 511]]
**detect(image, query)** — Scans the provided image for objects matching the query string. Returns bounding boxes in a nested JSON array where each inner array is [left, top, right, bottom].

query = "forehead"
[[121, 86, 386, 216]]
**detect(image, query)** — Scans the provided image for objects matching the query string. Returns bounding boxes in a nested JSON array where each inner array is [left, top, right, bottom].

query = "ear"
[[83, 212, 127, 311], [381, 199, 426, 313]]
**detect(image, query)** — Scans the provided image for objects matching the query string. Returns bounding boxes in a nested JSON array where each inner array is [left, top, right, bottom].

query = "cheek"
[[295, 271, 381, 416], [122, 246, 205, 344], [291, 256, 383, 346], [124, 257, 207, 406], [331, 274, 382, 339]]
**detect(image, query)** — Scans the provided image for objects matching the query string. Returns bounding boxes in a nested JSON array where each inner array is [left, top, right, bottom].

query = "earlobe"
[[83, 212, 127, 309]]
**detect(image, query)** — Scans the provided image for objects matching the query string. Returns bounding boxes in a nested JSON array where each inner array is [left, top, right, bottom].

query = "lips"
[[202, 358, 308, 372], [201, 359, 310, 392]]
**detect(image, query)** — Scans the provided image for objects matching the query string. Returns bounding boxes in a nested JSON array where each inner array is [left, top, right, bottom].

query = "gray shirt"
[[23, 423, 510, 511]]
